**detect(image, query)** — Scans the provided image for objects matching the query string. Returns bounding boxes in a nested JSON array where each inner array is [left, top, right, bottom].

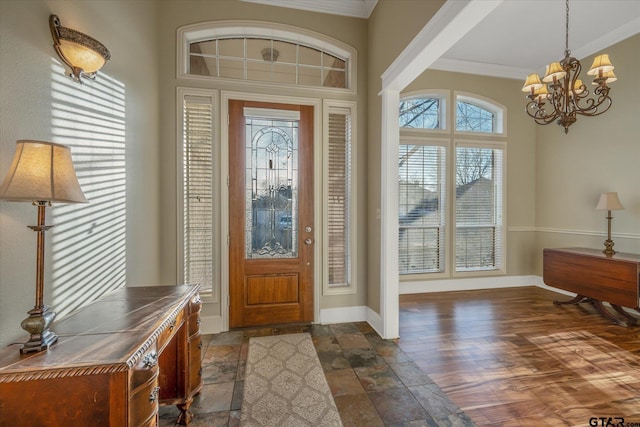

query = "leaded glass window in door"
[[244, 110, 299, 259]]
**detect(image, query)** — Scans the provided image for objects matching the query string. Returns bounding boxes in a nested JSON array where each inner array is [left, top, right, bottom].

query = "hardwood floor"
[[398, 286, 640, 427]]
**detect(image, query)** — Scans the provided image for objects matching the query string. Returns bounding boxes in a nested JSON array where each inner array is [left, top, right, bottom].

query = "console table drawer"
[[157, 309, 185, 352], [188, 333, 203, 393], [129, 368, 159, 427]]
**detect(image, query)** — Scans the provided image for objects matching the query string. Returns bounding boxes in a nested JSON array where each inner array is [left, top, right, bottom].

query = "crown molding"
[[240, 0, 378, 19]]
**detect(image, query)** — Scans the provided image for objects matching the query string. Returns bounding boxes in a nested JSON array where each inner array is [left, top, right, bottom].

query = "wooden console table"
[[543, 248, 640, 326], [0, 285, 202, 426]]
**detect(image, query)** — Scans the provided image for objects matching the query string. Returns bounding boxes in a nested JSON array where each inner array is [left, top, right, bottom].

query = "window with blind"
[[399, 91, 505, 276], [324, 102, 356, 293], [455, 145, 503, 271], [398, 142, 446, 274], [182, 94, 215, 295]]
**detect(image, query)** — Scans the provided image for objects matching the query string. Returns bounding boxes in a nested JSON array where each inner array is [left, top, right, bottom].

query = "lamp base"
[[20, 306, 58, 354], [602, 239, 616, 256]]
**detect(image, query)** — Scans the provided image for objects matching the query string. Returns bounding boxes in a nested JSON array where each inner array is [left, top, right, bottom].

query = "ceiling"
[[241, 0, 640, 81]]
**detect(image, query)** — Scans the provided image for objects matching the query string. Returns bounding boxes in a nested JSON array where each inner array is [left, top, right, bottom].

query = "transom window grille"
[[399, 97, 442, 129], [188, 37, 347, 89], [456, 101, 495, 133]]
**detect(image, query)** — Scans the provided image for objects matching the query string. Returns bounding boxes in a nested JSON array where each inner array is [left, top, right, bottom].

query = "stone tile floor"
[[159, 322, 475, 427]]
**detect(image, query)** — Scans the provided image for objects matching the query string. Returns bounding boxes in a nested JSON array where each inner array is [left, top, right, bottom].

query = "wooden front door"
[[229, 100, 314, 328]]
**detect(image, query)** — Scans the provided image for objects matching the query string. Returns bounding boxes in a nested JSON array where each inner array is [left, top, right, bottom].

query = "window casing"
[[399, 91, 506, 276]]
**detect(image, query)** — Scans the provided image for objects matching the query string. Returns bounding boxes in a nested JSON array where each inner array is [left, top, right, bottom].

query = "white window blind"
[[455, 144, 503, 271], [183, 95, 214, 293], [327, 109, 352, 287], [398, 143, 446, 274]]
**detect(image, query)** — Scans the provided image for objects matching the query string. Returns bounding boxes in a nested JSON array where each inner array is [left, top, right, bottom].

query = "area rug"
[[240, 333, 343, 427]]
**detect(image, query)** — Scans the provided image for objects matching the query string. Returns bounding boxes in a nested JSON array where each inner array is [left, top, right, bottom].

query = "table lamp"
[[0, 140, 87, 353], [595, 192, 624, 256]]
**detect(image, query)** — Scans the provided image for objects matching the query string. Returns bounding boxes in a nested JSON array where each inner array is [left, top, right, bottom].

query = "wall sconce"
[[596, 192, 624, 256], [0, 141, 87, 353], [49, 14, 111, 83]]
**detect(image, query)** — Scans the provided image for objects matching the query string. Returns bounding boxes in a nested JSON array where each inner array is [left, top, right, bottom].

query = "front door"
[[228, 100, 314, 328]]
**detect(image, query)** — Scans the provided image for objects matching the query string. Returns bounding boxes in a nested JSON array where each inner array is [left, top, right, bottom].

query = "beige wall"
[[534, 34, 640, 272], [0, 0, 161, 347], [157, 0, 370, 318]]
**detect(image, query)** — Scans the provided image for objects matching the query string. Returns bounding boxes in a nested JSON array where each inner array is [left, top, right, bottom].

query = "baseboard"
[[400, 275, 541, 294], [319, 305, 368, 324], [200, 314, 224, 335]]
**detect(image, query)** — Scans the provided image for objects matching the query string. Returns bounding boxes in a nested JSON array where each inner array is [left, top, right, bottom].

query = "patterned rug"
[[240, 333, 343, 427]]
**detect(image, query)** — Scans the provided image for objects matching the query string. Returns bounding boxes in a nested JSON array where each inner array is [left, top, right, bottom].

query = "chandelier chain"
[[565, 0, 570, 55]]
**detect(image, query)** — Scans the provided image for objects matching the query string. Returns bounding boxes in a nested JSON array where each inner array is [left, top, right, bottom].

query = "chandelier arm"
[[525, 101, 559, 125], [575, 94, 612, 117]]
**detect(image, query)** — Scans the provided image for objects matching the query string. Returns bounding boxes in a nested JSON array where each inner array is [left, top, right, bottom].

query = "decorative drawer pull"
[[193, 295, 202, 305], [143, 352, 158, 368], [197, 341, 203, 349], [169, 318, 177, 330], [149, 386, 160, 402]]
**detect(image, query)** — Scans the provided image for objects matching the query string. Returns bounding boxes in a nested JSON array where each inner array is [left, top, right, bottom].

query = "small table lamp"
[[0, 140, 87, 353], [596, 192, 624, 256]]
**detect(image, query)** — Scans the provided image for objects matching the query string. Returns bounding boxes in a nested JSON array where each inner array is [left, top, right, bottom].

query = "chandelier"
[[521, 0, 616, 133]]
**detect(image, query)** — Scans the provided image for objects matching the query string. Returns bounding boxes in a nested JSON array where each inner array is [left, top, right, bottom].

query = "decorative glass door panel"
[[244, 115, 299, 259]]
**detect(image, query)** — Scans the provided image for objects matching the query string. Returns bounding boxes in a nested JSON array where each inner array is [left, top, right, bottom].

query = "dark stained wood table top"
[[547, 247, 640, 263], [0, 285, 199, 379]]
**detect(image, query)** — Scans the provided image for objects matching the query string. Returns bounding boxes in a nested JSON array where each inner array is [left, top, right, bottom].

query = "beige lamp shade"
[[522, 73, 543, 93], [0, 140, 87, 203], [572, 79, 585, 95], [596, 192, 624, 211], [533, 85, 549, 103], [592, 70, 617, 85], [542, 62, 567, 83], [587, 54, 614, 76]]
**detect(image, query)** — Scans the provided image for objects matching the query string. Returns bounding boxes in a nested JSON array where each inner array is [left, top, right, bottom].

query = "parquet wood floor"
[[398, 286, 640, 427]]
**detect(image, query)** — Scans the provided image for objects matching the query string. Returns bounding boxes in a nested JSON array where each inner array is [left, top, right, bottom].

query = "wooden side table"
[[543, 248, 640, 326]]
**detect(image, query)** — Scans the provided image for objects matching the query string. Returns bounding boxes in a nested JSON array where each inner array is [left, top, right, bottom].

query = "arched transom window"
[[178, 21, 355, 90]]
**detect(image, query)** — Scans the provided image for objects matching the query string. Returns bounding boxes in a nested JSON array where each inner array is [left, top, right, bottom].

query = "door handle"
[[304, 238, 313, 245]]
